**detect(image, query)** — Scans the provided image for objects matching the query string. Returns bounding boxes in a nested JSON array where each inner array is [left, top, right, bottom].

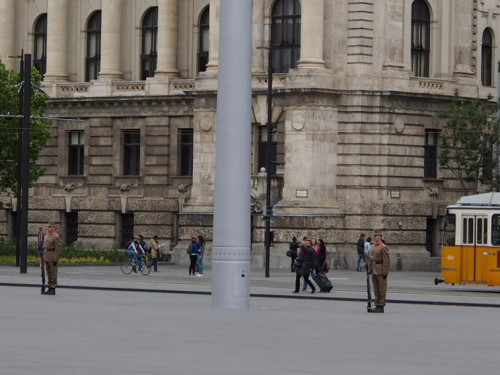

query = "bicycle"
[[121, 253, 151, 275]]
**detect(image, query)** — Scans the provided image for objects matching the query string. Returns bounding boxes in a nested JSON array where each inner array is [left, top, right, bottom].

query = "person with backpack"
[[188, 236, 200, 276], [127, 236, 145, 273]]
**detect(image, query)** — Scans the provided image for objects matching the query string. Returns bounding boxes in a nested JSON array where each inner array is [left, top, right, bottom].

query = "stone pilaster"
[[383, 0, 405, 71], [98, 0, 123, 80], [297, 0, 325, 69], [204, 0, 219, 73], [0, 0, 16, 70], [155, 0, 179, 77], [453, 0, 475, 78], [44, 0, 68, 81], [274, 107, 340, 215], [181, 109, 217, 213]]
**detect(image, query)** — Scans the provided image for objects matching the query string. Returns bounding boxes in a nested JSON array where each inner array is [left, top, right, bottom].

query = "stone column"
[[44, 0, 68, 81], [98, 0, 123, 79], [0, 0, 16, 70], [205, 0, 220, 73], [297, 0, 325, 69], [155, 0, 179, 77]]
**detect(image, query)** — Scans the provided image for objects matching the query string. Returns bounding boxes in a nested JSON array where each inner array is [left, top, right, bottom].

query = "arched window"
[[481, 28, 493, 87], [411, 0, 430, 77], [271, 0, 301, 73], [141, 7, 158, 80], [86, 11, 101, 81], [33, 14, 47, 76], [198, 6, 210, 73]]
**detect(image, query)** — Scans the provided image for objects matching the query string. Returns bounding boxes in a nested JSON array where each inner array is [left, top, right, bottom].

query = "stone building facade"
[[0, 0, 498, 270]]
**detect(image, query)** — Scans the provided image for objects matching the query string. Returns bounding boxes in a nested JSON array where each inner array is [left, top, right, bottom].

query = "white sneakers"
[[196, 273, 203, 277]]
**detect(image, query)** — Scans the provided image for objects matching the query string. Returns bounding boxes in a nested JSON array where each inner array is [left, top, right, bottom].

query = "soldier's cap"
[[48, 222, 57, 227], [133, 236, 141, 240]]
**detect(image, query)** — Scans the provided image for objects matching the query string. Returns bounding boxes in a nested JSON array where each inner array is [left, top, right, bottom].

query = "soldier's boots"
[[45, 288, 56, 295]]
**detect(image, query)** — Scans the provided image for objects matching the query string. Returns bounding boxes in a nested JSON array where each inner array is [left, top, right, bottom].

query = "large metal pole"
[[212, 0, 253, 309], [19, 54, 31, 274], [16, 52, 24, 267], [264, 47, 273, 278]]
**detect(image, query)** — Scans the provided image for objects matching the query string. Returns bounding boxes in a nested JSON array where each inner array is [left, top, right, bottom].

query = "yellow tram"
[[436, 192, 500, 287]]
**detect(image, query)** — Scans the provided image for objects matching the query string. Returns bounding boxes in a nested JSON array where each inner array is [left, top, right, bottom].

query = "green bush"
[[0, 238, 126, 264]]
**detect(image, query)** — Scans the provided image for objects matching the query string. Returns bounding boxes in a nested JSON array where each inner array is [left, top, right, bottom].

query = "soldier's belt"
[[374, 261, 383, 264]]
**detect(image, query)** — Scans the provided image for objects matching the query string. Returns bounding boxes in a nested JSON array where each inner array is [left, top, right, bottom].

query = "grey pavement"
[[1, 264, 500, 375]]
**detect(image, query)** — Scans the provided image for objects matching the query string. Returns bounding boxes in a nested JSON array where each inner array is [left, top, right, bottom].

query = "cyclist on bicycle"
[[127, 236, 145, 272]]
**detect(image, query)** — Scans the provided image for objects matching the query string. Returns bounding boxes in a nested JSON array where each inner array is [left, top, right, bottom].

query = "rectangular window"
[[68, 131, 84, 175], [123, 130, 140, 176], [179, 129, 193, 176], [424, 130, 438, 179], [258, 126, 277, 175], [443, 214, 456, 246]]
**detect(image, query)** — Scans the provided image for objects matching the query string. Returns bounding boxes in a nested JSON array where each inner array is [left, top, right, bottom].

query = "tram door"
[[461, 215, 488, 282]]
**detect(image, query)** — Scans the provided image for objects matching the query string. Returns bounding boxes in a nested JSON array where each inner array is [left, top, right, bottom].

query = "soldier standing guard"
[[43, 222, 62, 295], [368, 233, 390, 313]]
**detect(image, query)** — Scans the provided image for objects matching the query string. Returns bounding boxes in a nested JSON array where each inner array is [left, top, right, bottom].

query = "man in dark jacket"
[[288, 237, 300, 272], [292, 237, 316, 294]]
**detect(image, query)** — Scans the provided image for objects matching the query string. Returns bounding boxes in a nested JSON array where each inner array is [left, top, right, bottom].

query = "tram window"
[[477, 219, 483, 244], [443, 214, 456, 246], [492, 215, 500, 246], [467, 218, 474, 244]]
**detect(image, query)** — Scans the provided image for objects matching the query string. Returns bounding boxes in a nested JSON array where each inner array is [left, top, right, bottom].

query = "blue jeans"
[[356, 253, 365, 270], [197, 257, 204, 275], [127, 250, 143, 269]]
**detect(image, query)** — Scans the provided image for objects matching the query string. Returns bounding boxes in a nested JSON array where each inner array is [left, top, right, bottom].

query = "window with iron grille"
[[271, 0, 301, 73], [86, 11, 101, 81], [411, 0, 430, 77], [33, 14, 47, 76], [198, 6, 210, 73], [481, 28, 493, 87], [68, 131, 84, 176], [65, 212, 78, 245], [424, 129, 438, 179], [141, 7, 158, 80], [123, 130, 140, 176]]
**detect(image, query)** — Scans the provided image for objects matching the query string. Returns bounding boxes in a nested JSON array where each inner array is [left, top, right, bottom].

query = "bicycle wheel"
[[121, 259, 134, 275], [139, 256, 151, 275]]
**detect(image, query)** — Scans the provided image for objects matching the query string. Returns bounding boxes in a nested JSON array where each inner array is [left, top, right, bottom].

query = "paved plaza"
[[1, 265, 499, 375]]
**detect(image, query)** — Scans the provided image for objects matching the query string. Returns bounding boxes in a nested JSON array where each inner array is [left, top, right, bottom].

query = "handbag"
[[286, 250, 292, 257]]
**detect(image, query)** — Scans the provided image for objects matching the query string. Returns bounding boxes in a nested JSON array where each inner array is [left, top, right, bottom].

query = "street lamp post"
[[264, 46, 273, 278], [19, 54, 32, 274]]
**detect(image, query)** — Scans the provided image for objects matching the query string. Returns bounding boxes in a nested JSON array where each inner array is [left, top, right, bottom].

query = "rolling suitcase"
[[313, 272, 333, 293]]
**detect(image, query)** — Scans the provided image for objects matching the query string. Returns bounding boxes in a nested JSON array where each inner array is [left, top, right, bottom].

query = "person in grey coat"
[[292, 238, 317, 294]]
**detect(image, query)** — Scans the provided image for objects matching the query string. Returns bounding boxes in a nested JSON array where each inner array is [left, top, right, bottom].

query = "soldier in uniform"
[[43, 222, 62, 295], [368, 233, 390, 313]]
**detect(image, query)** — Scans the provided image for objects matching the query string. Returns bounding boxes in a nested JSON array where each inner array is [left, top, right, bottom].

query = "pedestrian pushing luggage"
[[313, 272, 333, 293]]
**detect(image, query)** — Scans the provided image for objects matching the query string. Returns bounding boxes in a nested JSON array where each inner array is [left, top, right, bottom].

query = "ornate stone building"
[[0, 0, 497, 270]]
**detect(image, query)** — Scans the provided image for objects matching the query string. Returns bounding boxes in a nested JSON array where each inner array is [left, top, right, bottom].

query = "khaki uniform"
[[43, 232, 62, 289], [369, 242, 390, 307]]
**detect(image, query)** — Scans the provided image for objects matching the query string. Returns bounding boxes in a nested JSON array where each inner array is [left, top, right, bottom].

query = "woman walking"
[[293, 238, 316, 294]]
